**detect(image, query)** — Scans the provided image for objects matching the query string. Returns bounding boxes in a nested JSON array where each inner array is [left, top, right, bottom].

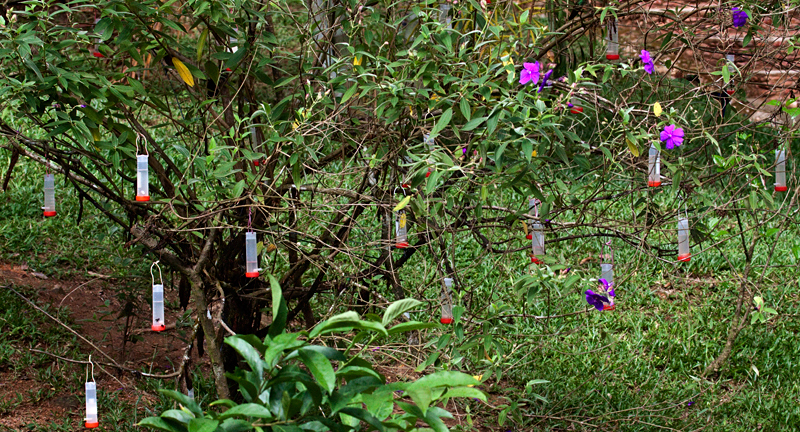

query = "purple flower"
[[520, 62, 540, 86], [687, 401, 694, 406], [732, 8, 748, 28], [538, 69, 554, 93], [585, 290, 609, 311], [640, 50, 654, 74], [660, 124, 685, 149], [567, 102, 574, 108], [462, 147, 467, 155]]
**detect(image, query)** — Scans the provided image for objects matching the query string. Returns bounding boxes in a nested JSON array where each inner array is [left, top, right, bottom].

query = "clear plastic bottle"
[[677, 218, 691, 262], [600, 263, 613, 286], [245, 231, 259, 277], [438, 3, 452, 27], [43, 173, 56, 217], [531, 222, 545, 263], [725, 54, 735, 95], [775, 149, 787, 192], [136, 154, 150, 201], [152, 284, 165, 332], [648, 143, 661, 187], [85, 382, 99, 428], [441, 278, 454, 324], [396, 210, 409, 248], [606, 19, 619, 60]]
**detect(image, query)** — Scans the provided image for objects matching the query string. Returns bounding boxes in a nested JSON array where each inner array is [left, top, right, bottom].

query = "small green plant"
[[140, 282, 484, 432], [751, 296, 778, 324]]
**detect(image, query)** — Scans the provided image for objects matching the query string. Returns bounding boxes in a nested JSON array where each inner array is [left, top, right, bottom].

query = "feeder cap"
[[775, 185, 788, 192], [396, 242, 409, 249], [677, 253, 691, 262], [92, 52, 104, 58], [43, 211, 57, 217], [425, 171, 431, 178], [136, 195, 150, 202], [606, 54, 620, 60], [526, 234, 533, 240], [85, 421, 99, 428], [253, 160, 260, 166], [440, 317, 453, 324], [245, 271, 260, 278], [602, 304, 616, 311], [726, 89, 735, 95], [570, 107, 584, 114], [647, 181, 661, 187], [531, 256, 542, 264], [152, 324, 166, 332]]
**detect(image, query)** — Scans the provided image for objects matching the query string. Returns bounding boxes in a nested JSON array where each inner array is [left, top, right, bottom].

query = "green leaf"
[[219, 403, 274, 420], [430, 108, 453, 136], [138, 417, 187, 432], [340, 83, 359, 104], [197, 28, 208, 63], [269, 275, 288, 337], [461, 116, 487, 131], [224, 336, 265, 380], [459, 98, 471, 121], [338, 407, 385, 431], [393, 195, 411, 212], [188, 418, 219, 432], [158, 390, 203, 416], [299, 348, 336, 394], [441, 387, 487, 401], [382, 298, 422, 326]]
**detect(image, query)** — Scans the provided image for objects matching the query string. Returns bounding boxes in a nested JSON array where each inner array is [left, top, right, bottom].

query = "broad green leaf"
[[188, 418, 219, 432], [269, 275, 288, 337], [382, 298, 422, 326], [341, 83, 359, 104], [430, 108, 453, 136], [158, 390, 203, 416], [224, 336, 265, 380], [197, 28, 208, 63], [441, 386, 487, 401], [218, 403, 274, 420], [138, 417, 186, 432], [299, 348, 336, 394]]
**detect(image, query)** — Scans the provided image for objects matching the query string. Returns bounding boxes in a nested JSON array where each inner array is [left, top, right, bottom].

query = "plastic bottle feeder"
[[85, 381, 99, 428], [43, 173, 56, 217], [441, 278, 454, 324], [648, 143, 661, 187], [606, 19, 619, 60], [136, 154, 150, 201], [531, 222, 545, 264], [775, 149, 787, 192], [395, 210, 409, 248], [152, 283, 165, 332], [245, 231, 260, 278], [677, 217, 691, 262]]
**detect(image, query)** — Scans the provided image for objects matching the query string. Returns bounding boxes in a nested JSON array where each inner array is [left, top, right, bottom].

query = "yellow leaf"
[[353, 56, 362, 66], [626, 138, 640, 157], [91, 128, 101, 142], [266, 243, 277, 252], [531, 150, 537, 157], [393, 195, 411, 212], [653, 102, 662, 117], [521, 219, 529, 236], [468, 374, 483, 387], [171, 57, 195, 87]]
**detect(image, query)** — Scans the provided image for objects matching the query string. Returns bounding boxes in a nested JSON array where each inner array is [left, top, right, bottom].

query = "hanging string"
[[247, 207, 253, 231], [150, 261, 163, 286], [135, 133, 148, 155], [86, 355, 95, 383]]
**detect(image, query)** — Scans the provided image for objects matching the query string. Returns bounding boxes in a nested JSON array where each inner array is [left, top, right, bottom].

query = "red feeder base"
[[92, 52, 104, 58], [570, 107, 583, 114], [85, 421, 99, 429], [253, 160, 260, 166], [775, 185, 788, 192], [606, 54, 620, 60], [136, 195, 150, 202], [603, 304, 616, 311], [726, 89, 735, 95], [425, 171, 431, 178], [440, 317, 453, 324], [648, 181, 661, 187], [677, 253, 691, 262], [245, 271, 260, 278], [401, 184, 410, 188], [152, 324, 166, 332], [43, 211, 57, 217], [525, 234, 532, 240], [396, 242, 409, 249], [531, 256, 542, 264]]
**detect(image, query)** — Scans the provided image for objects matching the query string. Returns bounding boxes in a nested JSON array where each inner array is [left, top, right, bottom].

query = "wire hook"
[[150, 261, 163, 286]]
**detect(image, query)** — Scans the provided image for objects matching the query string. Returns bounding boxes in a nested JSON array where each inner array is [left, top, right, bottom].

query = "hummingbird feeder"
[[648, 143, 661, 187], [245, 231, 260, 278], [43, 173, 56, 217], [775, 149, 787, 191], [85, 359, 98, 428], [441, 277, 454, 324], [606, 19, 619, 60], [151, 261, 165, 332], [677, 216, 691, 262]]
